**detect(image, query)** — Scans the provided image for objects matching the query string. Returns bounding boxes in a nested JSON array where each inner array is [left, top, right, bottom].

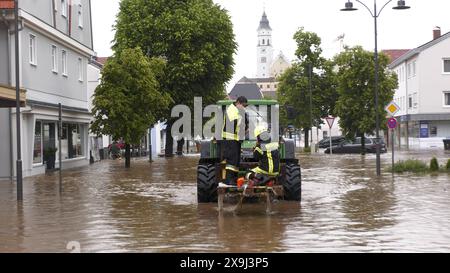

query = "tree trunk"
[[176, 138, 185, 155], [165, 121, 174, 157], [125, 143, 131, 168], [304, 128, 310, 148], [360, 134, 366, 155]]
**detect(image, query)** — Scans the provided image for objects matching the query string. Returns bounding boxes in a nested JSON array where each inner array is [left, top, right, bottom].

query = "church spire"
[[258, 11, 272, 31]]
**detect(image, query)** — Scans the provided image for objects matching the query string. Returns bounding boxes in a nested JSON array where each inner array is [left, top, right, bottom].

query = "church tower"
[[256, 11, 274, 78]]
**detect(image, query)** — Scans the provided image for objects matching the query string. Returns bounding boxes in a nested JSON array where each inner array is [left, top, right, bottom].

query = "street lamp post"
[[341, 0, 410, 176], [14, 0, 23, 200], [309, 63, 313, 148]]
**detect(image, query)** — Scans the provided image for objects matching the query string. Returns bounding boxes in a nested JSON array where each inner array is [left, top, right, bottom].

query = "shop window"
[[33, 121, 42, 164], [61, 123, 84, 159]]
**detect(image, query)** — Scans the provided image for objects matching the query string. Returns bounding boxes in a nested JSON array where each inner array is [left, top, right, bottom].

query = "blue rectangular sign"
[[420, 122, 429, 138]]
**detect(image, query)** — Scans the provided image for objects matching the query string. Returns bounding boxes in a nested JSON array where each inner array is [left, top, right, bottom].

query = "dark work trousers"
[[220, 140, 241, 184]]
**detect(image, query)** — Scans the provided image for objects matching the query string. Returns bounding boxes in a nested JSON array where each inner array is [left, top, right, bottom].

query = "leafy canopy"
[[277, 27, 337, 130], [333, 46, 398, 138], [90, 48, 171, 144], [113, 0, 236, 110]]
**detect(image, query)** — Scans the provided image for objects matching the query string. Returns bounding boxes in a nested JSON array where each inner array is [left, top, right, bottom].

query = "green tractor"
[[197, 99, 301, 203]]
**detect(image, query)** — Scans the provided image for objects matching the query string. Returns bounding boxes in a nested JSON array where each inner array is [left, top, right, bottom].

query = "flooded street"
[[1, 150, 449, 252]]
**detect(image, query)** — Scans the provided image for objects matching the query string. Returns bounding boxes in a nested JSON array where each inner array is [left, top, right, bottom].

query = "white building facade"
[[389, 28, 450, 149], [0, 0, 95, 179]]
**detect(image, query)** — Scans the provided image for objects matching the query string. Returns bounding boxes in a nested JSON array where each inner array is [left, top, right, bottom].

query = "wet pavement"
[[0, 149, 449, 252]]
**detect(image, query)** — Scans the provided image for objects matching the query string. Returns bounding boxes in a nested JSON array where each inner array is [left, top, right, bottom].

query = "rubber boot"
[[225, 171, 237, 186]]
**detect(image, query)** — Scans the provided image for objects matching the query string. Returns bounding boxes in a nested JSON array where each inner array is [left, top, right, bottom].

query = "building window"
[[444, 92, 450, 106], [61, 123, 84, 159], [61, 0, 67, 17], [261, 57, 266, 63], [62, 50, 67, 76], [33, 121, 42, 164], [267, 84, 270, 88], [408, 95, 413, 108], [29, 34, 36, 65], [78, 4, 83, 28], [51, 45, 58, 73], [407, 63, 412, 78], [412, 61, 416, 77], [430, 126, 437, 137], [262, 39, 265, 45], [259, 85, 263, 89], [443, 59, 450, 73], [78, 58, 83, 81], [267, 39, 270, 46]]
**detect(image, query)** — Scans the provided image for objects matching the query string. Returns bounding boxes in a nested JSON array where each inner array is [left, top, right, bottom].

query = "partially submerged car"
[[324, 137, 387, 154], [318, 136, 346, 149]]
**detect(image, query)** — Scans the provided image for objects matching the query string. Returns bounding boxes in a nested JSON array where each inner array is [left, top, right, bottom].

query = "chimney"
[[433, 26, 441, 40]]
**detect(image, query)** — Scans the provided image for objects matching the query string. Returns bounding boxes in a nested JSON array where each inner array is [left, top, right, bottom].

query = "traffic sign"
[[387, 117, 397, 129], [325, 116, 335, 128], [385, 101, 400, 116]]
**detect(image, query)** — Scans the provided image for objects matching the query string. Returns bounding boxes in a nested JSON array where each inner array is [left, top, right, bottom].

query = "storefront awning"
[[0, 84, 26, 108]]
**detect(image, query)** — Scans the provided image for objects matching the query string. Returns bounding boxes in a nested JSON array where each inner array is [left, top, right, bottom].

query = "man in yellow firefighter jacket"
[[221, 96, 248, 185], [245, 126, 280, 185]]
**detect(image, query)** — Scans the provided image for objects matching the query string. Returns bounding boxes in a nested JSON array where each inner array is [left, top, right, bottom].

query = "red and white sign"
[[387, 117, 397, 129], [325, 116, 335, 128], [0, 0, 15, 9]]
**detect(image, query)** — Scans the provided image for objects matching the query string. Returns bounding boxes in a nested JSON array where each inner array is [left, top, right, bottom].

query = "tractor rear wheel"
[[197, 163, 218, 203], [283, 163, 302, 201]]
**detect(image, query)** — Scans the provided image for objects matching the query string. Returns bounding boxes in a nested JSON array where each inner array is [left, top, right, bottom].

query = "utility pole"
[[14, 0, 23, 200]]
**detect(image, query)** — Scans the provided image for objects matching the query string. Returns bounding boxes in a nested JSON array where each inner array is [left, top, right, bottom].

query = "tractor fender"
[[284, 139, 296, 159]]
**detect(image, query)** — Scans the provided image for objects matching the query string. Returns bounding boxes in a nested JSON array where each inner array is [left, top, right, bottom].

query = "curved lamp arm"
[[355, 0, 375, 17], [377, 0, 394, 17], [354, 0, 394, 18]]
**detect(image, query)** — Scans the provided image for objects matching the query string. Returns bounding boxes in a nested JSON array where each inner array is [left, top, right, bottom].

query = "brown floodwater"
[[1, 150, 449, 252]]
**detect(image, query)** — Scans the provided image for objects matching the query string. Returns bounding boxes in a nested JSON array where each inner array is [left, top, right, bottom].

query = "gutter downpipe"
[[5, 16, 13, 181], [405, 59, 409, 150]]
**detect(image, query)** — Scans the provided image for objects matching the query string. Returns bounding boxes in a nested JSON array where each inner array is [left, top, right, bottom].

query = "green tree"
[[113, 0, 236, 155], [334, 46, 398, 154], [90, 48, 171, 168], [277, 27, 337, 147]]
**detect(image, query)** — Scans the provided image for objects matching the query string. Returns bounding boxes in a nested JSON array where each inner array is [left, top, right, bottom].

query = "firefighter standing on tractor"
[[221, 96, 248, 185]]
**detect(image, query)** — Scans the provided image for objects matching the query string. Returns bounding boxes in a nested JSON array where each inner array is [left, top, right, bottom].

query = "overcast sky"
[[91, 0, 450, 91]]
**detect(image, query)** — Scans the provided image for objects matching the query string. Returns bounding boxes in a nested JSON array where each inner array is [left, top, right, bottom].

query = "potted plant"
[[44, 147, 58, 170]]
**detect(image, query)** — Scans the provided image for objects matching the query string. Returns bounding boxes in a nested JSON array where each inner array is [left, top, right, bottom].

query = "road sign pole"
[[391, 128, 395, 173], [329, 131, 332, 155], [325, 116, 335, 155]]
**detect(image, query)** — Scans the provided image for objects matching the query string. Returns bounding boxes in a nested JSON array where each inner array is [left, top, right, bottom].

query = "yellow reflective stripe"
[[222, 104, 241, 140], [254, 147, 263, 155], [222, 132, 239, 140], [226, 165, 239, 172], [226, 104, 239, 121], [268, 152, 273, 174], [251, 167, 279, 176], [263, 142, 279, 151]]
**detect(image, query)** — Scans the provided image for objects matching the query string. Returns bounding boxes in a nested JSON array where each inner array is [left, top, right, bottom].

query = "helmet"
[[254, 124, 268, 138]]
